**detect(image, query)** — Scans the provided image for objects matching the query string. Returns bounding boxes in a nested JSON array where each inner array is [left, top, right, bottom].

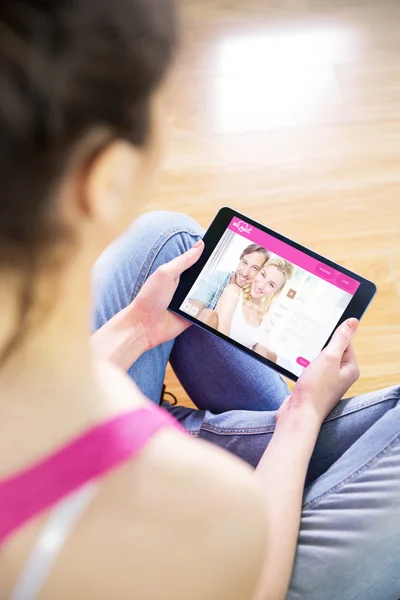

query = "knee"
[[133, 211, 204, 265], [132, 211, 203, 241], [124, 211, 203, 262], [94, 210, 203, 288], [92, 211, 204, 327]]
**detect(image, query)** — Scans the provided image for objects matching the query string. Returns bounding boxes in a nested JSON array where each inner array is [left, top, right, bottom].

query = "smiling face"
[[234, 251, 267, 287], [250, 265, 285, 299]]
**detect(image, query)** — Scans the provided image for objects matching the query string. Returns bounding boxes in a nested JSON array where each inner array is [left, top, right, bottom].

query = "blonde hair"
[[242, 257, 295, 317]]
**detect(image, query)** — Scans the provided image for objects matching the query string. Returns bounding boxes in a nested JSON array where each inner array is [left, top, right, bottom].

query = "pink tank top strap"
[[0, 406, 182, 545]]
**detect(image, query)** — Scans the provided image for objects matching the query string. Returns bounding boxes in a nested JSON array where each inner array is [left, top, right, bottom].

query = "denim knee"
[[92, 211, 204, 330], [131, 211, 203, 240]]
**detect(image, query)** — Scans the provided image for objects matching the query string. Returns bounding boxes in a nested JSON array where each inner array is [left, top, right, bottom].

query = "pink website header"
[[228, 218, 360, 295]]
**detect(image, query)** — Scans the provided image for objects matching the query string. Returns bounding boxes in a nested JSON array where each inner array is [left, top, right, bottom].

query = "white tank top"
[[229, 292, 260, 349]]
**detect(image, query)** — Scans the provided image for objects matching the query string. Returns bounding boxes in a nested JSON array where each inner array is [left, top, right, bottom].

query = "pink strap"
[[0, 407, 182, 545]]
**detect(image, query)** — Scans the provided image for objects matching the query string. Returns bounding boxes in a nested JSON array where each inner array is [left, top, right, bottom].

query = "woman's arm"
[[254, 343, 277, 363], [91, 306, 149, 372], [252, 318, 360, 600], [91, 241, 204, 371], [253, 408, 320, 600], [215, 284, 240, 336]]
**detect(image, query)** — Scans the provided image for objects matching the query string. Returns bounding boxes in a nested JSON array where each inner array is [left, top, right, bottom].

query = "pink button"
[[336, 275, 356, 292], [315, 263, 335, 280], [296, 357, 310, 368]]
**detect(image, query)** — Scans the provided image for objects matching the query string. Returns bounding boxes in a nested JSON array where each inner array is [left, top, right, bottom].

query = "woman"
[[1, 2, 399, 600], [203, 258, 294, 357]]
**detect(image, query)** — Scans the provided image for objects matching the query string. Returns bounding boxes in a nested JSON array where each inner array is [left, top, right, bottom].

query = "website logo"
[[232, 219, 253, 234]]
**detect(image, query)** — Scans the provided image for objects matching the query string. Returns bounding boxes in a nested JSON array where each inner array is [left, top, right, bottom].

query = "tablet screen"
[[180, 216, 360, 376]]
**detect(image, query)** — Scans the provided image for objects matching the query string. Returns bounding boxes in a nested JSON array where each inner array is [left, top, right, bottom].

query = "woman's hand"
[[277, 318, 360, 426], [129, 240, 204, 350], [91, 241, 204, 371]]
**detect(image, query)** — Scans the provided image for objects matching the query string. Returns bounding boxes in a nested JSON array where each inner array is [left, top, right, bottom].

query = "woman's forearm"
[[216, 309, 230, 336], [214, 287, 238, 336], [254, 344, 277, 364], [91, 306, 149, 371], [253, 407, 321, 600]]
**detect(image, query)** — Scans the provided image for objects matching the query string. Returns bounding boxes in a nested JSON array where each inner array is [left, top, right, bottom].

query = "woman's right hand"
[[277, 318, 360, 426]]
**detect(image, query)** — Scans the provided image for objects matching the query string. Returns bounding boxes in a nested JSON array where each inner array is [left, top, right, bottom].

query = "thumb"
[[327, 318, 359, 357], [163, 240, 204, 280]]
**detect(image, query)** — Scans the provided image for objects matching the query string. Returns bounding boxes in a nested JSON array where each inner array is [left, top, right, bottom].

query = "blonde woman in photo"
[[202, 258, 294, 355]]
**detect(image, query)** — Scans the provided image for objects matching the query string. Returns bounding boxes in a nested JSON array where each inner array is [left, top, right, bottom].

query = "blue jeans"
[[92, 211, 400, 600]]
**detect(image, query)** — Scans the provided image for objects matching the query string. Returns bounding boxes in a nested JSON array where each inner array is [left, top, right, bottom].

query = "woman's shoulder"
[[30, 365, 267, 599], [223, 283, 241, 297], [106, 431, 266, 598], [44, 424, 267, 600]]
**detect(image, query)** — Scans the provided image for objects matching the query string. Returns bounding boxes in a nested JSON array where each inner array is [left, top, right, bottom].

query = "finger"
[[340, 343, 360, 382], [161, 240, 204, 280], [341, 342, 357, 367], [327, 318, 359, 357]]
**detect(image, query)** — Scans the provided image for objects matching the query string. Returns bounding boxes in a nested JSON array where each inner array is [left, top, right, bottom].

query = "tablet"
[[169, 207, 377, 381]]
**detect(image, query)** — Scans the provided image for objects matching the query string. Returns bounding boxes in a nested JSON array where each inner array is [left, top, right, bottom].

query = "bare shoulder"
[[219, 283, 241, 307], [42, 426, 267, 600], [224, 283, 241, 296]]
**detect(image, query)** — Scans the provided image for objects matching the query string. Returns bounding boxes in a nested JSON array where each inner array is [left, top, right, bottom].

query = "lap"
[[167, 386, 400, 481]]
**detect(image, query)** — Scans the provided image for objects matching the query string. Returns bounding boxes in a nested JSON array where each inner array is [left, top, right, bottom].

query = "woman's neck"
[[247, 295, 263, 308], [0, 267, 131, 478]]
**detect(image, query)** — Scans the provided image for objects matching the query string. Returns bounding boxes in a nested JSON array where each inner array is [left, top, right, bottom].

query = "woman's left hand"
[[129, 240, 204, 349]]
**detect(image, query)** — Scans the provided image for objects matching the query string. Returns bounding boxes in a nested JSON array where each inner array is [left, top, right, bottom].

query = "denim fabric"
[[92, 211, 400, 599]]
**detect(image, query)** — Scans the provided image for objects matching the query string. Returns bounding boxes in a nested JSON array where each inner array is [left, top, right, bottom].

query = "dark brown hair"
[[0, 0, 178, 363], [240, 244, 270, 262]]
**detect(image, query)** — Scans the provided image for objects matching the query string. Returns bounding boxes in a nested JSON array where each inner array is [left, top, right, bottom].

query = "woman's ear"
[[79, 140, 139, 223]]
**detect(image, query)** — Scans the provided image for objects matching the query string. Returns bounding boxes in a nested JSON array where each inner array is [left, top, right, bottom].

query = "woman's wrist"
[[91, 306, 150, 371], [275, 398, 322, 442]]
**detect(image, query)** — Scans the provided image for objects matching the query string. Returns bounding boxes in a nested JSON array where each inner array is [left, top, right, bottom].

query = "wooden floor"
[[148, 0, 400, 406]]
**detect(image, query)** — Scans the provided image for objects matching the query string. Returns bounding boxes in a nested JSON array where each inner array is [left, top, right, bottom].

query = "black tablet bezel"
[[169, 207, 377, 382]]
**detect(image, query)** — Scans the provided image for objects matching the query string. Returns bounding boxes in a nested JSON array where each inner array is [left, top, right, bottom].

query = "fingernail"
[[346, 318, 359, 331], [192, 240, 203, 248]]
